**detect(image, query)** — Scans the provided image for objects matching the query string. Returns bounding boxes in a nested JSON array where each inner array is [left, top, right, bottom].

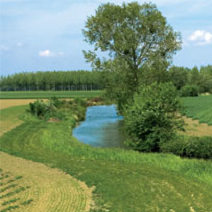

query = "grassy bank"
[[0, 105, 27, 135], [182, 95, 212, 125], [0, 91, 102, 99], [0, 104, 212, 211]]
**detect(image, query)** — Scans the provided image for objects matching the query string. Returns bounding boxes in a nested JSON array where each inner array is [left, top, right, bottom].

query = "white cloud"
[[189, 30, 212, 46], [39, 50, 64, 57], [39, 50, 52, 57], [0, 45, 9, 51]]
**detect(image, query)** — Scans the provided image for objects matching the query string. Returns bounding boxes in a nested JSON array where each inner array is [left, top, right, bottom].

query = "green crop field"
[[182, 95, 212, 125], [0, 105, 212, 212], [0, 91, 102, 99]]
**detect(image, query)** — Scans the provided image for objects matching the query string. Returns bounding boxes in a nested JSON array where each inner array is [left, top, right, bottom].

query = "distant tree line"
[[168, 65, 212, 96], [0, 71, 103, 91], [1, 66, 211, 94]]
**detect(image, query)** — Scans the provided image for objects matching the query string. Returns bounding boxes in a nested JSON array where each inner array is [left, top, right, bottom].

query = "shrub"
[[28, 97, 87, 122], [124, 83, 184, 152], [48, 96, 64, 108], [180, 85, 199, 97], [161, 136, 212, 159], [28, 98, 64, 119], [29, 100, 52, 117]]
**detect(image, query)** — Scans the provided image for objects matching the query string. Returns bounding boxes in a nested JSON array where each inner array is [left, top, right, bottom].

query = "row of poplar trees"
[[0, 70, 103, 91], [1, 66, 211, 93]]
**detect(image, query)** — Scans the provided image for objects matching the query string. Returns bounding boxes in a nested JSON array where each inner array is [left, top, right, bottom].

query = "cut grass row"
[[0, 152, 92, 212], [182, 95, 212, 125], [0, 108, 212, 211], [0, 91, 102, 99]]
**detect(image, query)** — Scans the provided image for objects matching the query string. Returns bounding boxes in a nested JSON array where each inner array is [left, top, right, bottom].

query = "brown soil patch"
[[0, 99, 37, 110], [0, 152, 93, 212], [182, 116, 212, 137], [48, 118, 60, 123]]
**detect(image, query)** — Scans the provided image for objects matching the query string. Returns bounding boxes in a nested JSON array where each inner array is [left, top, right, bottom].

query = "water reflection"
[[73, 105, 125, 148]]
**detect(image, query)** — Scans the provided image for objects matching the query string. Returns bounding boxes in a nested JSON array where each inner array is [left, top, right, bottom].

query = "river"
[[73, 105, 126, 148]]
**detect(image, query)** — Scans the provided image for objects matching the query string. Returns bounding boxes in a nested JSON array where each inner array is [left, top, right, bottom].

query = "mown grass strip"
[[0, 187, 26, 199], [0, 91, 102, 99]]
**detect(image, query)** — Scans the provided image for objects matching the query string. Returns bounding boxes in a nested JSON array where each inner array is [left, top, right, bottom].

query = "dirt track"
[[0, 152, 93, 212]]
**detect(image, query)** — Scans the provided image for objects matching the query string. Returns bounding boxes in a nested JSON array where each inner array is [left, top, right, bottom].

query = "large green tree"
[[83, 2, 181, 109]]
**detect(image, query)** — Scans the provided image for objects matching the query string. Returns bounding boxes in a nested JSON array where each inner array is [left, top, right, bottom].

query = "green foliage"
[[83, 2, 181, 109], [169, 65, 212, 94], [180, 84, 199, 97], [161, 136, 212, 159], [124, 83, 184, 152], [168, 66, 188, 90], [182, 95, 212, 125]]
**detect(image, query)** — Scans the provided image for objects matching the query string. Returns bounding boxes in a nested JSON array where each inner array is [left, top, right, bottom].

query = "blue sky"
[[0, 0, 212, 76]]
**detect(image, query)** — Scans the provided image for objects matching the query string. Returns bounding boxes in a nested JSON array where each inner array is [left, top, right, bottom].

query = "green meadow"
[[0, 91, 102, 99], [182, 95, 212, 125], [0, 102, 212, 212]]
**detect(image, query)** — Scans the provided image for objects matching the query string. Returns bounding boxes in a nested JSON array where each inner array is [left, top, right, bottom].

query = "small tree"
[[124, 83, 184, 152], [180, 85, 199, 97]]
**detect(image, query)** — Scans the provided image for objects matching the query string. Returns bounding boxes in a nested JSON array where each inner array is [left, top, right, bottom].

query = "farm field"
[[0, 99, 36, 110], [0, 152, 92, 212], [0, 103, 212, 211], [0, 91, 102, 99], [182, 95, 212, 125]]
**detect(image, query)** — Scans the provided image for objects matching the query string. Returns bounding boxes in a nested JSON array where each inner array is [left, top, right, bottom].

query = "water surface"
[[73, 105, 125, 148]]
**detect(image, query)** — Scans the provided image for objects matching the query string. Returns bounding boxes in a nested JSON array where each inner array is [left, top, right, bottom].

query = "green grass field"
[[182, 95, 212, 125], [0, 105, 212, 212], [0, 91, 102, 99], [0, 105, 28, 135]]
